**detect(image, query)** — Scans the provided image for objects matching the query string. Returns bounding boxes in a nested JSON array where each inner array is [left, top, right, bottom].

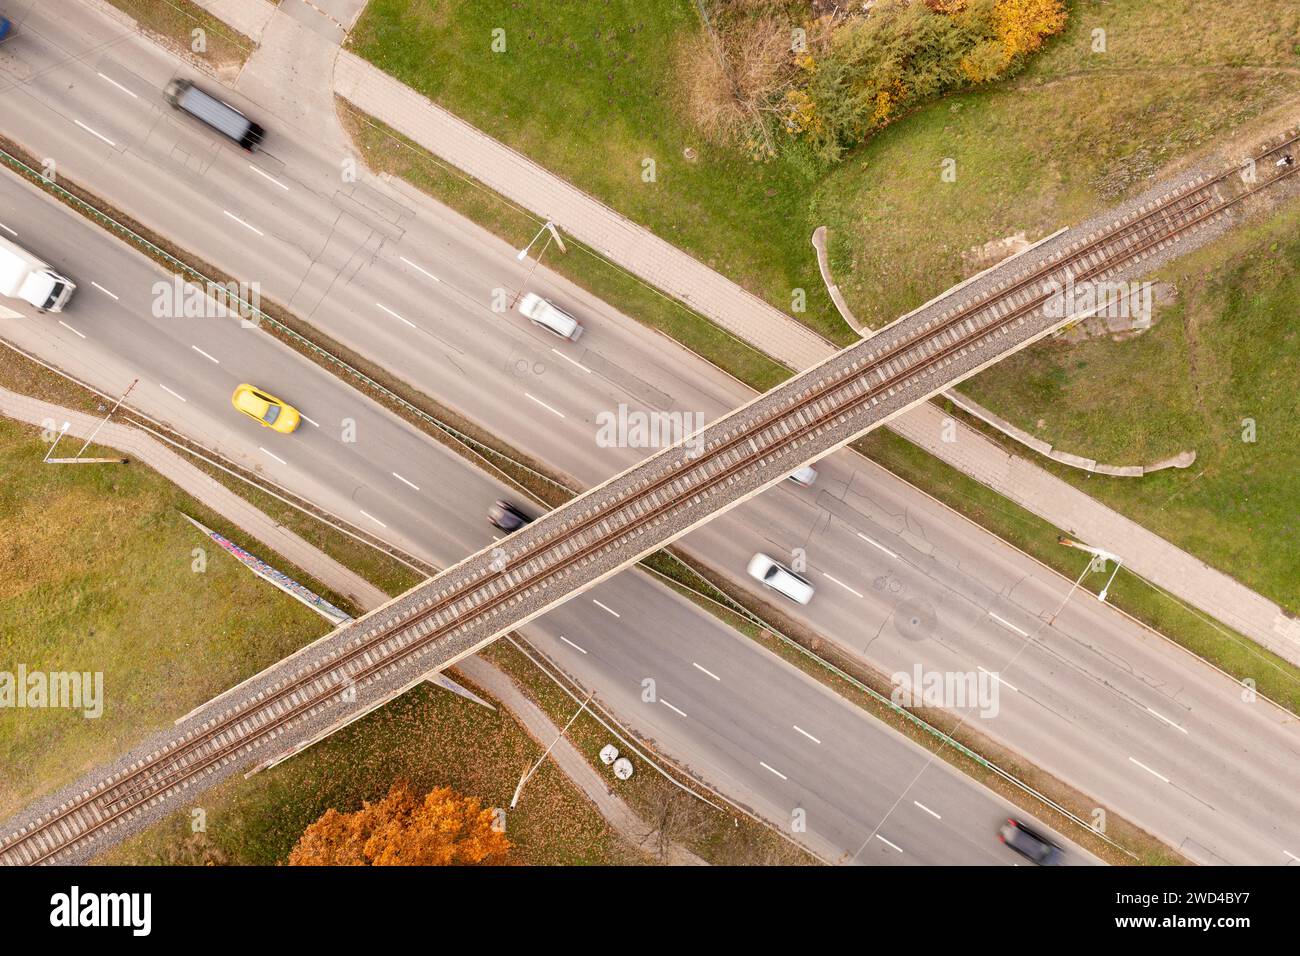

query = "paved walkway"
[[1, 386, 703, 861], [184, 0, 1300, 657]]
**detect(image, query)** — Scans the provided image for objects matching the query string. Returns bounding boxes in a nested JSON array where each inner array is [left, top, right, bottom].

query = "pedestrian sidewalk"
[[1, 387, 704, 862], [327, 51, 1296, 660]]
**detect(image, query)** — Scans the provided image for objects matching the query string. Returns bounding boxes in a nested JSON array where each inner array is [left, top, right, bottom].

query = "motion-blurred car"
[[787, 465, 818, 487], [231, 383, 301, 433], [997, 818, 1063, 865], [747, 553, 814, 605], [488, 499, 532, 533], [518, 292, 583, 341]]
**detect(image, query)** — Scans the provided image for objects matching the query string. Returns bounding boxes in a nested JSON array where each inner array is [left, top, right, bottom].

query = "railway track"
[[3, 134, 1295, 866]]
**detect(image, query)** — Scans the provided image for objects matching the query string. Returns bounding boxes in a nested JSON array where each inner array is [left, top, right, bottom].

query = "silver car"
[[747, 553, 815, 605]]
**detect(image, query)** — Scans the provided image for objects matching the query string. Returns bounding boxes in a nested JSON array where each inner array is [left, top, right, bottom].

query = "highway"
[[0, 168, 1094, 866], [2, 0, 1298, 865]]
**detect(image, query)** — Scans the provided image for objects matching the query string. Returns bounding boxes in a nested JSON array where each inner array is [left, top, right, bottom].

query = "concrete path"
[[0, 385, 705, 862]]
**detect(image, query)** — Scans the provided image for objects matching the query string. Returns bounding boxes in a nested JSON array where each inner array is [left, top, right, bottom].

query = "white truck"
[[0, 234, 76, 312]]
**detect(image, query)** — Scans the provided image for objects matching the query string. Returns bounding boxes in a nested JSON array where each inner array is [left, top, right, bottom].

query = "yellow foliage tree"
[[288, 782, 511, 866]]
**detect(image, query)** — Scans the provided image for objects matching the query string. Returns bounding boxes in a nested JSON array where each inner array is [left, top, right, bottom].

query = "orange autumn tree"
[[288, 781, 511, 866]]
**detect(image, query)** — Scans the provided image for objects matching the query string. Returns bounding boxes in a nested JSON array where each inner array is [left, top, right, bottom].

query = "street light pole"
[[45, 379, 136, 466], [42, 421, 70, 462], [510, 691, 593, 809]]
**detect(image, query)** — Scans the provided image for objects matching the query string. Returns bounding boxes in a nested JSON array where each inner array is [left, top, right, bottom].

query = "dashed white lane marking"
[[559, 635, 587, 654], [158, 383, 187, 402], [222, 210, 263, 236], [913, 801, 941, 820], [96, 72, 138, 99], [1284, 849, 1300, 863], [248, 164, 289, 190], [1129, 756, 1171, 784], [822, 572, 864, 598], [359, 510, 387, 528], [692, 662, 721, 681], [792, 725, 821, 745], [592, 599, 620, 618], [376, 302, 417, 329], [57, 320, 85, 339], [989, 612, 1029, 638], [74, 119, 115, 147], [258, 446, 286, 466], [550, 347, 591, 373], [0, 221, 16, 236], [660, 698, 687, 718], [399, 255, 441, 283], [1146, 706, 1189, 735], [759, 761, 787, 781], [391, 471, 420, 492], [977, 666, 1019, 693], [875, 834, 904, 853], [300, 414, 320, 428], [90, 281, 118, 300], [191, 345, 219, 364], [525, 392, 565, 419], [857, 531, 898, 558]]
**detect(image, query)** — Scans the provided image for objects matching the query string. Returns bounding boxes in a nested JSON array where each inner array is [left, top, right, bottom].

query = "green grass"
[[958, 200, 1300, 612], [0, 418, 333, 819], [102, 679, 643, 866], [106, 0, 256, 72]]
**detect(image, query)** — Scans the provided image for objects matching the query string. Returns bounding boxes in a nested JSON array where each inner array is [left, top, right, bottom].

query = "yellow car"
[[231, 383, 301, 433]]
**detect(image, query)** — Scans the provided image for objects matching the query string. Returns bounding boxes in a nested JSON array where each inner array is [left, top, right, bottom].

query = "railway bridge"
[[3, 133, 1295, 864]]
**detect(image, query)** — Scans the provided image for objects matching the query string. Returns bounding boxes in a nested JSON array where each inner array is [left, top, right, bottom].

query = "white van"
[[519, 292, 583, 341]]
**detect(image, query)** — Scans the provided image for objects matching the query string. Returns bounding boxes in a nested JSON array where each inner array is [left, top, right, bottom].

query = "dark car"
[[0, 19, 12, 42], [998, 818, 1063, 865], [488, 499, 531, 533]]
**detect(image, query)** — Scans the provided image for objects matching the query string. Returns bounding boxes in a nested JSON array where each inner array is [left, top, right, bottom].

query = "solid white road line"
[[57, 320, 85, 339], [559, 635, 587, 654], [1284, 849, 1300, 863], [977, 665, 1019, 693], [550, 348, 591, 373], [759, 761, 787, 781], [258, 446, 286, 466], [875, 834, 904, 853], [222, 210, 263, 236], [525, 392, 566, 419], [857, 532, 898, 559], [592, 599, 620, 618], [0, 221, 16, 236], [399, 255, 441, 283], [300, 414, 320, 428], [660, 698, 687, 718], [792, 725, 821, 744], [692, 662, 721, 681], [913, 801, 942, 820], [1129, 756, 1171, 784], [1144, 706, 1189, 734], [96, 72, 138, 99], [391, 471, 420, 492], [158, 383, 187, 402], [248, 164, 289, 190], [359, 510, 387, 528], [822, 572, 864, 598], [989, 612, 1029, 638], [376, 302, 417, 329], [191, 345, 219, 364], [90, 281, 119, 300], [74, 119, 115, 147]]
